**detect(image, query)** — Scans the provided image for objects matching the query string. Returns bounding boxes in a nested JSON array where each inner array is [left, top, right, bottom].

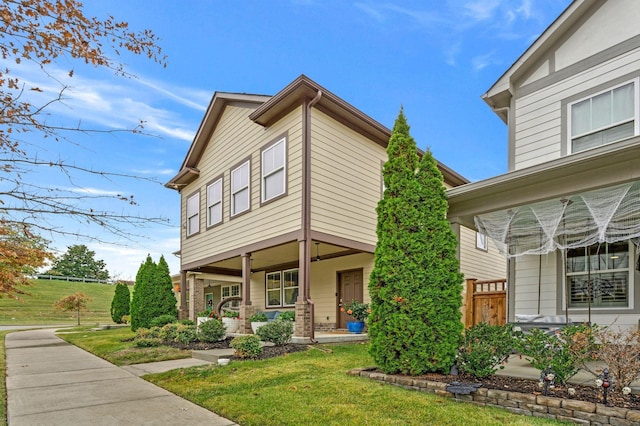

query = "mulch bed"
[[167, 337, 309, 360]]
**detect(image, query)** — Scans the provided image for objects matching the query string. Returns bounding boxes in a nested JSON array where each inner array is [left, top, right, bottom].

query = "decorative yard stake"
[[596, 368, 612, 404], [539, 366, 555, 396]]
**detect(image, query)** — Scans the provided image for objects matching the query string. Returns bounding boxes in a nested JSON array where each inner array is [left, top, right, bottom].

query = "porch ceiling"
[[191, 240, 361, 275]]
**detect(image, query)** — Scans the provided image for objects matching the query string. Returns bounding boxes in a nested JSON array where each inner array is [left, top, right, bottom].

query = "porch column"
[[179, 270, 188, 320], [295, 240, 312, 338], [188, 275, 205, 320], [239, 253, 255, 333]]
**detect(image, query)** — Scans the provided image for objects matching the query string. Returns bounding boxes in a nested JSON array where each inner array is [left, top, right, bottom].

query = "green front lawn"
[[24, 330, 563, 425], [57, 327, 191, 365]]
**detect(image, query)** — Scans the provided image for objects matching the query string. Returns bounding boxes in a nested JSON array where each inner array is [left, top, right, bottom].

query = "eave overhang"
[[447, 136, 640, 229]]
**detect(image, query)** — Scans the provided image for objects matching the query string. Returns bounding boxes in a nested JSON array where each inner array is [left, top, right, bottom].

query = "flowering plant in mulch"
[[340, 300, 370, 321]]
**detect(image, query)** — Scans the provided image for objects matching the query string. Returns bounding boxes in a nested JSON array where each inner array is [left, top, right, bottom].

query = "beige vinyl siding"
[[513, 254, 557, 315], [310, 110, 386, 245], [458, 226, 506, 281], [513, 47, 640, 170], [181, 105, 304, 265], [309, 253, 373, 326]]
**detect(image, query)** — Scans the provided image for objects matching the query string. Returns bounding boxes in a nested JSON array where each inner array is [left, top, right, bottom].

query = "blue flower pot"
[[346, 321, 365, 334]]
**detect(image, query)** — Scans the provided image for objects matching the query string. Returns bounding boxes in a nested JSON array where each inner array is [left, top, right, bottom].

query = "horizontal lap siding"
[[514, 254, 557, 314], [513, 47, 640, 170], [459, 226, 506, 281], [181, 106, 303, 264], [310, 111, 386, 245], [309, 253, 373, 324]]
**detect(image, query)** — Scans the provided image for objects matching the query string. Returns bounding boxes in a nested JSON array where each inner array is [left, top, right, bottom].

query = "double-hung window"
[[566, 241, 632, 309], [569, 80, 638, 153], [231, 160, 250, 216], [221, 284, 241, 309], [186, 191, 200, 236], [266, 268, 299, 307], [261, 137, 286, 202], [206, 178, 222, 227], [476, 232, 488, 251]]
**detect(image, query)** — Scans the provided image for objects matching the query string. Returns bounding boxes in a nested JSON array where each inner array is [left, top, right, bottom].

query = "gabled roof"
[[166, 92, 270, 188], [166, 74, 468, 189], [482, 0, 595, 122]]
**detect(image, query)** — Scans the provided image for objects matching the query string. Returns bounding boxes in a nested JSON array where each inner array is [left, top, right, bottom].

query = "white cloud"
[[59, 186, 124, 196], [472, 51, 496, 71], [463, 0, 500, 21], [132, 168, 175, 176]]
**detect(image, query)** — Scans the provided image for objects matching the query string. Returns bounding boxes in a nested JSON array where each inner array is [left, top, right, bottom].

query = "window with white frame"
[[266, 268, 299, 307], [186, 191, 200, 236], [566, 241, 632, 309], [569, 80, 638, 153], [231, 160, 250, 216], [221, 284, 241, 309], [206, 178, 222, 227], [261, 137, 286, 202], [476, 232, 488, 251]]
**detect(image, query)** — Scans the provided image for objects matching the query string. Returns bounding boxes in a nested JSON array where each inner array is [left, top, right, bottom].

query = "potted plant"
[[341, 300, 370, 334], [196, 310, 217, 329], [221, 310, 240, 333], [249, 312, 268, 334], [279, 311, 295, 322]]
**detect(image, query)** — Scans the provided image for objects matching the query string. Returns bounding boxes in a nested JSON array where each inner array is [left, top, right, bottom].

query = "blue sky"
[[14, 0, 571, 280]]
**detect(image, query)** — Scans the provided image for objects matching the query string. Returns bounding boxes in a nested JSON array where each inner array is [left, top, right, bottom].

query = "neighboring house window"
[[231, 160, 250, 216], [206, 178, 223, 227], [261, 137, 286, 202], [186, 191, 200, 236], [221, 284, 241, 309], [569, 80, 637, 153], [265, 268, 299, 307], [566, 241, 632, 309], [476, 232, 488, 251]]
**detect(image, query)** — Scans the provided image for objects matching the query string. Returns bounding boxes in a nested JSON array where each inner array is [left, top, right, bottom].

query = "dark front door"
[[337, 269, 363, 329]]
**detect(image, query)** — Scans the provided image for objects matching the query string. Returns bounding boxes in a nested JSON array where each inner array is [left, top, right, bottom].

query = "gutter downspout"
[[303, 90, 322, 344]]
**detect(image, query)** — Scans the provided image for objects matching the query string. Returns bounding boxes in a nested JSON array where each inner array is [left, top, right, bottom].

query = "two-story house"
[[167, 75, 506, 340], [448, 0, 640, 330]]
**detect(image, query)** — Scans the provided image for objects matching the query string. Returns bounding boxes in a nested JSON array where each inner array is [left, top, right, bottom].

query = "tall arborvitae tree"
[[110, 282, 131, 324], [368, 109, 463, 375], [155, 255, 178, 320], [130, 255, 156, 331], [130, 254, 176, 331]]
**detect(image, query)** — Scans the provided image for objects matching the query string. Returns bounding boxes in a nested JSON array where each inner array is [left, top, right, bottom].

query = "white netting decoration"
[[475, 180, 640, 258]]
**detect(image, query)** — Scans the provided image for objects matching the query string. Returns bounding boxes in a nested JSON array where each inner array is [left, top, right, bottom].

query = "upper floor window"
[[206, 177, 222, 227], [186, 190, 200, 236], [231, 160, 250, 216], [566, 241, 632, 309], [570, 80, 637, 153], [261, 137, 286, 202]]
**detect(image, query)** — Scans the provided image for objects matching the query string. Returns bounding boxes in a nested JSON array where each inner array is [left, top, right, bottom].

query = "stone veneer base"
[[348, 367, 640, 426]]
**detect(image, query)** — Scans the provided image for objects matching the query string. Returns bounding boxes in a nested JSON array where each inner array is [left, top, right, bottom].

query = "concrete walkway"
[[6, 328, 237, 425]]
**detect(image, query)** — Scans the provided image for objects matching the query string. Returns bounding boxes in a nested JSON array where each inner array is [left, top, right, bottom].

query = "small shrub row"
[[459, 322, 640, 389]]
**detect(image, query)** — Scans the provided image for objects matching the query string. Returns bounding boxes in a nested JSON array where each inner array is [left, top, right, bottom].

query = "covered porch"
[[176, 235, 375, 341], [448, 137, 640, 329]]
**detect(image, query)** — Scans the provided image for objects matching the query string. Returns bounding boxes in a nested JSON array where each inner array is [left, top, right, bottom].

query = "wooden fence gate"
[[464, 278, 506, 328]]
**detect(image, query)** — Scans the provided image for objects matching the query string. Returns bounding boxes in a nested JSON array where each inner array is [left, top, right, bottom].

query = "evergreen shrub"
[[230, 335, 262, 359], [256, 319, 293, 346], [197, 318, 226, 343]]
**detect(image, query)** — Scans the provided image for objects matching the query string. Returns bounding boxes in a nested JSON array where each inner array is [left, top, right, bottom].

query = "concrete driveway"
[[6, 328, 236, 425]]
